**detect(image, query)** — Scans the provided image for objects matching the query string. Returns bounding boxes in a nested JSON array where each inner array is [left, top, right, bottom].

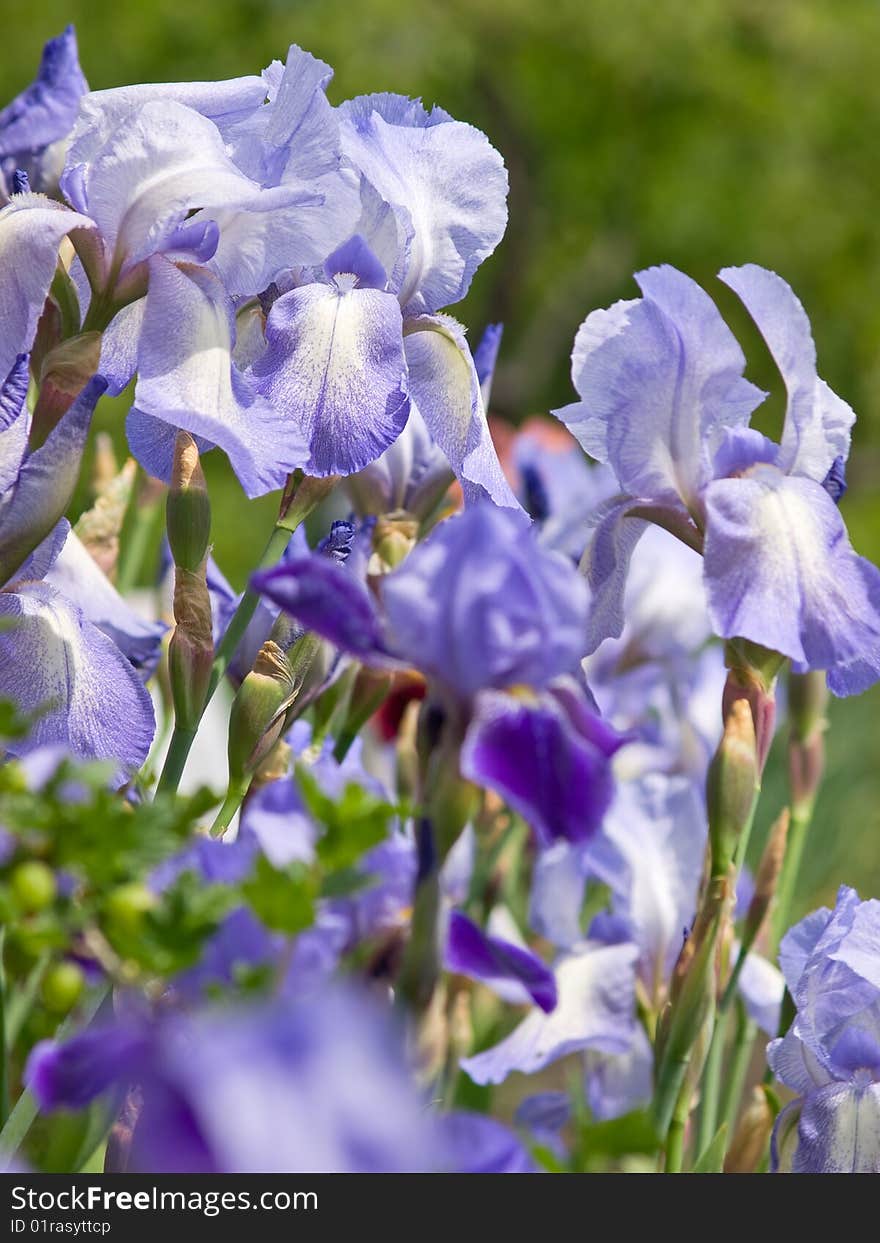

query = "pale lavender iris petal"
[[63, 99, 263, 275], [223, 45, 339, 185], [0, 193, 94, 378], [461, 690, 617, 847], [403, 314, 523, 513], [0, 375, 106, 586], [584, 1025, 654, 1121], [251, 279, 409, 478], [252, 555, 390, 662], [474, 321, 503, 404], [580, 494, 651, 654], [44, 529, 166, 676], [703, 468, 880, 695], [791, 1082, 880, 1174], [96, 297, 146, 397], [0, 26, 87, 178], [460, 941, 638, 1085], [719, 264, 855, 482], [554, 265, 765, 507], [445, 910, 557, 1013], [131, 259, 306, 497], [529, 841, 589, 949], [0, 353, 30, 495], [204, 177, 360, 297], [583, 773, 706, 990], [338, 94, 507, 313], [736, 950, 784, 1036], [0, 582, 155, 778]]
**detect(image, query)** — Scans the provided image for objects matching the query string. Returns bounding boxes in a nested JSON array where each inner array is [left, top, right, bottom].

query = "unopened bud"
[[30, 331, 103, 444], [167, 433, 211, 572], [227, 641, 299, 780], [724, 1086, 776, 1173], [168, 566, 214, 730], [787, 670, 827, 810], [707, 699, 758, 876], [277, 471, 340, 533], [722, 648, 780, 773], [744, 807, 790, 946]]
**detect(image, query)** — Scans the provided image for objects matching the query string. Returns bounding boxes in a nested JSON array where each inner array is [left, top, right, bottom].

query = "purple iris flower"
[[555, 264, 880, 695], [769, 885, 880, 1173], [527, 772, 782, 1119], [445, 908, 557, 1013], [249, 94, 520, 509], [0, 192, 95, 382], [41, 45, 360, 498], [0, 358, 154, 778], [27, 989, 450, 1172], [254, 503, 625, 846], [0, 26, 88, 195]]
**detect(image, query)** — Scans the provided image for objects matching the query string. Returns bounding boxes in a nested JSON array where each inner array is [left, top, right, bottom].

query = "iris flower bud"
[[706, 698, 758, 877], [166, 432, 211, 573]]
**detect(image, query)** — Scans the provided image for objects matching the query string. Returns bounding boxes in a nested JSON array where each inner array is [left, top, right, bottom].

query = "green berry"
[[105, 883, 157, 933], [41, 962, 85, 1014], [10, 861, 56, 912]]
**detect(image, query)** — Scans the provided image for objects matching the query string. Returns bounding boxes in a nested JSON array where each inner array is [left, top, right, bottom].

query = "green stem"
[[769, 798, 813, 955], [395, 819, 443, 1014], [719, 1002, 756, 1137], [0, 985, 108, 1167], [664, 1080, 691, 1173], [209, 776, 253, 839], [115, 473, 164, 595], [4, 952, 50, 1047], [696, 1007, 726, 1158], [154, 522, 293, 799]]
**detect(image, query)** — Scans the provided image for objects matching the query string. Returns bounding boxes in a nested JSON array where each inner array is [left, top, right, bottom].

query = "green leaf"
[[296, 766, 394, 872], [692, 1123, 728, 1173], [577, 1109, 660, 1167], [240, 855, 316, 935]]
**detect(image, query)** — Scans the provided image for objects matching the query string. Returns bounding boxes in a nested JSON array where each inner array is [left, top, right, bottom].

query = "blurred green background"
[[3, 0, 879, 910]]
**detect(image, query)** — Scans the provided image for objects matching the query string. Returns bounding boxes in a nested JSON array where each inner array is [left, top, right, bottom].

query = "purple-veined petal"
[[445, 909, 557, 1013], [0, 353, 30, 496], [0, 375, 106, 585], [791, 1082, 880, 1173], [131, 258, 306, 497], [0, 192, 94, 378], [403, 314, 523, 513], [338, 96, 507, 313], [461, 689, 617, 847], [719, 264, 854, 482], [44, 528, 166, 676], [0, 26, 87, 168], [251, 279, 409, 478], [0, 582, 155, 778], [554, 265, 765, 507], [460, 941, 638, 1085], [252, 555, 390, 662], [125, 409, 215, 489], [703, 467, 880, 695]]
